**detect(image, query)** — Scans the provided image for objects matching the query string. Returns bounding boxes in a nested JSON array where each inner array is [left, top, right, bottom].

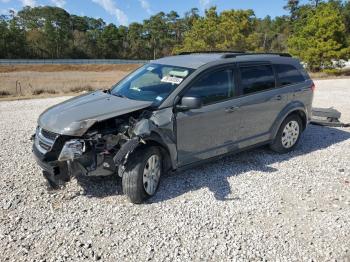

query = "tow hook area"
[[42, 163, 70, 190], [311, 107, 350, 127]]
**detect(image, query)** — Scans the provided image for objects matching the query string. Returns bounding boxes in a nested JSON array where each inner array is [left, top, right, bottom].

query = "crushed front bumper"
[[32, 144, 59, 175], [32, 132, 70, 188]]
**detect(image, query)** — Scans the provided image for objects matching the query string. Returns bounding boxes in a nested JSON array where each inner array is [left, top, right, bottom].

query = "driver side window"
[[185, 69, 234, 105]]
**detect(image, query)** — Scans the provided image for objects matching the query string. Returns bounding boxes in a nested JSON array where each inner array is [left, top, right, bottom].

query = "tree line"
[[0, 0, 350, 71]]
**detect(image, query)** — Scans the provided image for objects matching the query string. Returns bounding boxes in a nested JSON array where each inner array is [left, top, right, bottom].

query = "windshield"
[[110, 63, 193, 104]]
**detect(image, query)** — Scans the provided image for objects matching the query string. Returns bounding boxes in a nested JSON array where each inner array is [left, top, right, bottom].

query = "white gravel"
[[0, 80, 349, 261]]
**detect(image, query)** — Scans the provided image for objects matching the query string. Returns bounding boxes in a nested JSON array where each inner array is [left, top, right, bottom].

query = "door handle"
[[273, 95, 282, 101], [296, 88, 309, 92], [225, 106, 239, 113]]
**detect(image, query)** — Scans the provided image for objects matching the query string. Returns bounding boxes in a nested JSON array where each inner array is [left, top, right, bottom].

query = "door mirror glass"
[[177, 96, 203, 111]]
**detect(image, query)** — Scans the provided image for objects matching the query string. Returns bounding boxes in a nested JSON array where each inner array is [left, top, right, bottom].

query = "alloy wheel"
[[143, 154, 161, 195], [281, 120, 300, 148]]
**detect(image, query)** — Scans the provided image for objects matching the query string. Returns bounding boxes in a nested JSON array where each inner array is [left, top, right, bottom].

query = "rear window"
[[275, 64, 305, 86], [240, 65, 275, 95]]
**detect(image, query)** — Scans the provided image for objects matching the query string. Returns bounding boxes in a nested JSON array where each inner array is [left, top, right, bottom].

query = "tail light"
[[311, 82, 316, 92]]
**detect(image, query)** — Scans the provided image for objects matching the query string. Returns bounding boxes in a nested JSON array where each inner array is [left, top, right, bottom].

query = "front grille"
[[39, 140, 51, 151], [35, 127, 58, 154], [41, 129, 58, 140]]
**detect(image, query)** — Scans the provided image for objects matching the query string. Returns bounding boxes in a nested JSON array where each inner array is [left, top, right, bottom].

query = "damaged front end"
[[32, 109, 169, 189]]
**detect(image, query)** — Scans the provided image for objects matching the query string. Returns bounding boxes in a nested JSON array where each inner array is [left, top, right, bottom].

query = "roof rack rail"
[[177, 50, 246, 55], [222, 52, 292, 58], [176, 51, 292, 58]]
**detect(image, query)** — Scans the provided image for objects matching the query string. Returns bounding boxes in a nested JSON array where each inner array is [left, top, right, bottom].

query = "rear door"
[[233, 63, 289, 145], [274, 63, 313, 115]]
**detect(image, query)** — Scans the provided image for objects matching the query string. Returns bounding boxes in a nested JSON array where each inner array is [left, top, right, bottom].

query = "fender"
[[270, 101, 307, 140], [143, 130, 177, 170], [132, 113, 178, 170], [113, 126, 177, 172]]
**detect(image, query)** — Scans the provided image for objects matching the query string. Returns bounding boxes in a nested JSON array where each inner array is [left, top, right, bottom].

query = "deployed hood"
[[38, 90, 153, 136]]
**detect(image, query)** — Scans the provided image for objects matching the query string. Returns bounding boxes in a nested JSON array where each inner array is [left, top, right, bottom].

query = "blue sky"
[[0, 0, 308, 25]]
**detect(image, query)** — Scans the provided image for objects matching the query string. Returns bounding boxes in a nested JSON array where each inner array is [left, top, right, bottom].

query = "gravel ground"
[[313, 79, 350, 123], [0, 79, 349, 261]]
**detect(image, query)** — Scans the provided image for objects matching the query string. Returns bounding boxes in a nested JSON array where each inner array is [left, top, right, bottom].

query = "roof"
[[152, 52, 298, 69], [152, 54, 225, 69]]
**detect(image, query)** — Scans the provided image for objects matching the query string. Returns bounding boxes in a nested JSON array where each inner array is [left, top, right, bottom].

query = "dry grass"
[[68, 85, 95, 93], [309, 68, 350, 79], [0, 64, 140, 99], [32, 88, 58, 95], [0, 64, 141, 73], [0, 90, 11, 96]]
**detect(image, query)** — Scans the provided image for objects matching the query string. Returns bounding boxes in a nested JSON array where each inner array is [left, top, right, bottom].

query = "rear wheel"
[[122, 146, 162, 204], [270, 114, 302, 153]]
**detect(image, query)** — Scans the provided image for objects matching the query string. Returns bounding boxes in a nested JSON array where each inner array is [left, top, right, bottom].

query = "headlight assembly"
[[58, 140, 85, 162]]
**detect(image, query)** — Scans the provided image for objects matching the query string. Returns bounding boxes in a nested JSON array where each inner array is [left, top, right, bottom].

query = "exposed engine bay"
[[33, 107, 174, 189], [64, 111, 151, 176]]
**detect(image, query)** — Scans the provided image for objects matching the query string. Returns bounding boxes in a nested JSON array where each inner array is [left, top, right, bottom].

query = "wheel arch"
[[142, 132, 174, 172], [293, 110, 307, 130], [271, 102, 308, 140]]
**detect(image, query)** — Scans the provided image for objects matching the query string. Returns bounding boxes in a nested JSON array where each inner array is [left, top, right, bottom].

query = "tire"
[[43, 171, 60, 190], [270, 114, 303, 154], [122, 146, 162, 204]]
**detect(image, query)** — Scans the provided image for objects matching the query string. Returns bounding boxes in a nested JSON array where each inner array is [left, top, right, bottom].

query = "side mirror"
[[176, 96, 203, 111]]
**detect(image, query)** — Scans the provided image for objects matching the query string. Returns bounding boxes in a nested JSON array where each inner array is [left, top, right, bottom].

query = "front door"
[[176, 67, 240, 166]]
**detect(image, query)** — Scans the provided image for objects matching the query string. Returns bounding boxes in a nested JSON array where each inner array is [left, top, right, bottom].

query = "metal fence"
[[0, 59, 149, 65]]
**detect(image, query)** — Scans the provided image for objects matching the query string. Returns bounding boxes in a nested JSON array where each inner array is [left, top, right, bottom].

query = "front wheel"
[[122, 146, 162, 204], [270, 114, 303, 153]]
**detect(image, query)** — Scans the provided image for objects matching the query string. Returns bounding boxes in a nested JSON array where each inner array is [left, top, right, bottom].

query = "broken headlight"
[[58, 140, 85, 161]]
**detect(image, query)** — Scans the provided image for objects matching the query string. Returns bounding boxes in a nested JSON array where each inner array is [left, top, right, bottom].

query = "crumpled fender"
[[132, 108, 177, 169]]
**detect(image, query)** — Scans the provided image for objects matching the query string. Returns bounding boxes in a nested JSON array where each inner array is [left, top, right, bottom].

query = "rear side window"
[[186, 69, 234, 105], [240, 65, 275, 95], [275, 64, 305, 86]]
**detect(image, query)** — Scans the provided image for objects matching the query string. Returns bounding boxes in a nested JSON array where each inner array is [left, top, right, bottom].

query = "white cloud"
[[199, 0, 211, 10], [20, 0, 37, 7], [51, 0, 66, 8], [91, 0, 128, 25], [138, 0, 151, 15], [0, 7, 17, 16]]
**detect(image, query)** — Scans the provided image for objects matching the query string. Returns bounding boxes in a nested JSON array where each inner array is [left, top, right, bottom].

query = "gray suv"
[[33, 52, 314, 203]]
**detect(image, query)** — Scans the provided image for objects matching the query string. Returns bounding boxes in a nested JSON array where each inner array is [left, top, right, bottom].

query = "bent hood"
[[38, 91, 153, 136]]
